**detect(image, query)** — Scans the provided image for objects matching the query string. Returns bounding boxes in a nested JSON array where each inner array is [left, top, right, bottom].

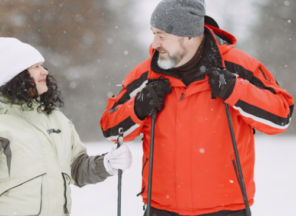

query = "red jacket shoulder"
[[122, 57, 151, 87], [223, 48, 260, 73]]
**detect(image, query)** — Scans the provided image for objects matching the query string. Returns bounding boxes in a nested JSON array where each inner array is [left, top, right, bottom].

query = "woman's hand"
[[103, 144, 132, 175]]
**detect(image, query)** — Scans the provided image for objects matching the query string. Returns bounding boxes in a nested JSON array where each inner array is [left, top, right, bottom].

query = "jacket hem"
[[143, 198, 254, 215]]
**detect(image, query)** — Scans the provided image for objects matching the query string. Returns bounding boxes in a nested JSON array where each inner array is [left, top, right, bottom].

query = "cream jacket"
[[0, 99, 108, 216]]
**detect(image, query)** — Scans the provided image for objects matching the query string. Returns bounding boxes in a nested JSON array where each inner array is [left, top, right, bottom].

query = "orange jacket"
[[100, 24, 294, 215]]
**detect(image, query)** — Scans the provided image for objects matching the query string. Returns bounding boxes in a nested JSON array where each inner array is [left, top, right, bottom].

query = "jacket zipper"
[[180, 88, 187, 99], [62, 174, 69, 214], [47, 129, 61, 134], [137, 158, 149, 196]]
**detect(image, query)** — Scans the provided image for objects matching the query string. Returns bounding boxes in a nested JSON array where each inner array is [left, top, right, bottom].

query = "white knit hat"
[[0, 37, 45, 87]]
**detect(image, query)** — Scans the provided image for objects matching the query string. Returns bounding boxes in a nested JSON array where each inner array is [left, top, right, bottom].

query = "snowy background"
[[71, 135, 296, 216]]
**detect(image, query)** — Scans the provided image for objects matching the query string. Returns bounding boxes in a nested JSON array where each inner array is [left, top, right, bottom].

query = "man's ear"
[[187, 37, 196, 46]]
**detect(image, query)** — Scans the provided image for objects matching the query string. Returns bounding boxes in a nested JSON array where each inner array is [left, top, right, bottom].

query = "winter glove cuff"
[[222, 78, 236, 100], [134, 95, 147, 120], [213, 77, 236, 100], [103, 153, 118, 175]]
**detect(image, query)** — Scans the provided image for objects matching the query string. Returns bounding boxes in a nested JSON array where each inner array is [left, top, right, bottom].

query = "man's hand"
[[207, 66, 237, 100], [103, 144, 132, 175], [134, 78, 172, 120]]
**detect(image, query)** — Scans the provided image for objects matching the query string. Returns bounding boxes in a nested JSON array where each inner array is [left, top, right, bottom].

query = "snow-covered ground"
[[71, 135, 296, 216]]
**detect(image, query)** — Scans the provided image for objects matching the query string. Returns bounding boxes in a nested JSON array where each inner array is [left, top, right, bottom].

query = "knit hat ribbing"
[[0, 37, 45, 87], [150, 0, 206, 37]]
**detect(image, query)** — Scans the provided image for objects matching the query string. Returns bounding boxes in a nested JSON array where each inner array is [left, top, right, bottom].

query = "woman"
[[0, 37, 132, 215]]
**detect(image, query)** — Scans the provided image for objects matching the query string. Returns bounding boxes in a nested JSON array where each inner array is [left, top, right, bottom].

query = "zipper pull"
[[47, 129, 62, 134], [180, 93, 184, 99]]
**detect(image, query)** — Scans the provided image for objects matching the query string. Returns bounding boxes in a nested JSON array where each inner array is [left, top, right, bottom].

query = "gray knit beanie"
[[150, 0, 205, 37]]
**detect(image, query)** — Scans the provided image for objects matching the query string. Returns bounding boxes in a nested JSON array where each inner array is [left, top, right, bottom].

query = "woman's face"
[[27, 62, 49, 96]]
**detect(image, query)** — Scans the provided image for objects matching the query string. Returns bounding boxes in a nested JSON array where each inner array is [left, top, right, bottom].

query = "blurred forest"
[[241, 0, 296, 134], [0, 0, 295, 141]]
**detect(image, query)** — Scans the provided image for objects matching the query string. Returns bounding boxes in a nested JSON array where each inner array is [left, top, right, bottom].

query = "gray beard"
[[157, 56, 177, 70], [157, 47, 187, 70]]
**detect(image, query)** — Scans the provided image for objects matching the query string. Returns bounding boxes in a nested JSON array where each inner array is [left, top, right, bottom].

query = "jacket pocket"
[[0, 174, 44, 216], [62, 173, 72, 214]]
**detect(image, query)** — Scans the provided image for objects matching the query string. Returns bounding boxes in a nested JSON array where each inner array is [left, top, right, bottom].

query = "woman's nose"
[[41, 67, 49, 75]]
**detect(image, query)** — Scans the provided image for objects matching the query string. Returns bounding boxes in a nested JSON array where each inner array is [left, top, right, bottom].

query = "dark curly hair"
[[0, 69, 64, 114]]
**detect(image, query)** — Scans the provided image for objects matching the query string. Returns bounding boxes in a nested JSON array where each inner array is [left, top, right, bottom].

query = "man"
[[100, 0, 294, 215]]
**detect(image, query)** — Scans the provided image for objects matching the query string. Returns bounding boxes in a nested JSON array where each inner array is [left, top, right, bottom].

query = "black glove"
[[207, 66, 237, 100], [134, 77, 172, 120]]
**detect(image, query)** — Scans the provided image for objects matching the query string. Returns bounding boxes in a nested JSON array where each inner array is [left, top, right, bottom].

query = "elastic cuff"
[[96, 155, 113, 177]]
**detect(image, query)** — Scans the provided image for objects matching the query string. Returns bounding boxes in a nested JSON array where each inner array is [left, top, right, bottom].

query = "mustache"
[[157, 48, 168, 52]]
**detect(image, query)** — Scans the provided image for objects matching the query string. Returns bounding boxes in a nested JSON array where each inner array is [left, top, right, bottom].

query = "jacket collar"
[[205, 24, 237, 55], [0, 96, 41, 114]]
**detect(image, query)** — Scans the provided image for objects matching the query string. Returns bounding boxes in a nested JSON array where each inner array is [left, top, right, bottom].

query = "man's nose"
[[152, 36, 161, 49]]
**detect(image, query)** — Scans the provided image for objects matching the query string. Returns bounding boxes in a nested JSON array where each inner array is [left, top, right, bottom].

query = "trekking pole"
[[146, 109, 157, 216], [145, 75, 171, 215], [224, 103, 251, 216], [117, 128, 124, 216], [217, 73, 251, 216]]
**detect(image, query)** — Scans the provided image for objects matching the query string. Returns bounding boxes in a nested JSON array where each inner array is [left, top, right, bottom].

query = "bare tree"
[[0, 0, 147, 141]]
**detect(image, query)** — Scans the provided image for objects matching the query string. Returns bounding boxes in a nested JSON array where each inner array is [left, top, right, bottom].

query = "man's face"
[[27, 62, 49, 96], [151, 26, 188, 69]]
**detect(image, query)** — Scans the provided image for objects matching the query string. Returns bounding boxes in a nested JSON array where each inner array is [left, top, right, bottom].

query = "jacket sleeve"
[[224, 60, 294, 135], [69, 123, 111, 187], [100, 67, 148, 142]]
